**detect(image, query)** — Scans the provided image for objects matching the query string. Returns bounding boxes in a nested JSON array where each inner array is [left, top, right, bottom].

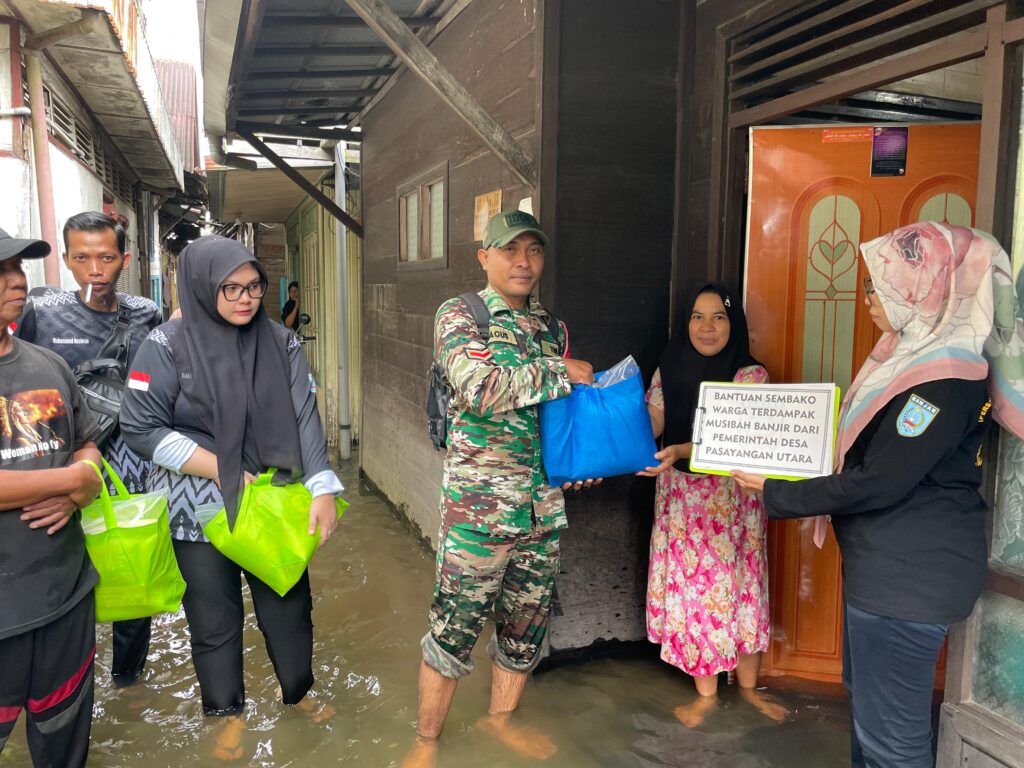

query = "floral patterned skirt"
[[646, 467, 770, 677]]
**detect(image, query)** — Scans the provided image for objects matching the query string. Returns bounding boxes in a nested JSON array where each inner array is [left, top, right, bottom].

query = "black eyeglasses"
[[220, 279, 267, 301], [863, 277, 876, 296]]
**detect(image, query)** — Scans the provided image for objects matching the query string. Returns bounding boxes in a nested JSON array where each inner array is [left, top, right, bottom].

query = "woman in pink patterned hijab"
[[734, 221, 1024, 768], [837, 221, 1024, 464]]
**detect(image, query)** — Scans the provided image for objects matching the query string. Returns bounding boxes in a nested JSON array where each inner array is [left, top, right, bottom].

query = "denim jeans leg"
[[842, 602, 867, 768], [844, 602, 948, 768]]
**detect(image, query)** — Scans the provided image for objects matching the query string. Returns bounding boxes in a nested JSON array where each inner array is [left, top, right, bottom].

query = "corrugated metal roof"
[[203, 0, 460, 136], [155, 59, 201, 173]]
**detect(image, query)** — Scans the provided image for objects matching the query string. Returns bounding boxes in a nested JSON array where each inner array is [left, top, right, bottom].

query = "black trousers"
[[0, 595, 96, 768], [172, 540, 314, 716], [111, 618, 151, 687]]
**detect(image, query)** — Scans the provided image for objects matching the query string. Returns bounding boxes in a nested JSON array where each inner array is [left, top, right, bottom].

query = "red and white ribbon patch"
[[466, 348, 492, 361], [127, 371, 151, 391]]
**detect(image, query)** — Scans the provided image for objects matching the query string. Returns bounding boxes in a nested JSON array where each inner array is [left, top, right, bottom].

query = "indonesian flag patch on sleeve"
[[128, 371, 151, 391]]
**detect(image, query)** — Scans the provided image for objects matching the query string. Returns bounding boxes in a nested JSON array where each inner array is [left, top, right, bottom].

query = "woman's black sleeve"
[[286, 336, 333, 478], [118, 333, 180, 461], [764, 379, 975, 520]]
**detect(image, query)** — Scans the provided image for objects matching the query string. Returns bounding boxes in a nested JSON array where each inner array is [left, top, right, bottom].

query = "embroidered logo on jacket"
[[897, 394, 940, 437]]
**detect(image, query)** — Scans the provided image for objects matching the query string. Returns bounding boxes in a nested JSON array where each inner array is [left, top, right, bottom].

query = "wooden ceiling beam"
[[343, 0, 536, 187], [730, 0, 993, 102], [728, 29, 987, 128], [352, 0, 473, 126], [264, 13, 438, 27], [242, 88, 379, 100], [729, 0, 937, 84], [237, 127, 363, 238], [729, 0, 879, 64], [238, 106, 364, 116], [254, 44, 390, 57], [246, 67, 395, 81], [234, 120, 362, 143]]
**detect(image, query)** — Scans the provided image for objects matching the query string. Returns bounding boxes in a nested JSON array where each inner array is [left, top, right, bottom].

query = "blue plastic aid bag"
[[540, 356, 658, 485]]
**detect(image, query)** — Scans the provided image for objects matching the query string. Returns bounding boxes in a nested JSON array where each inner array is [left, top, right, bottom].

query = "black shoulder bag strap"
[[544, 307, 565, 355], [459, 292, 491, 341], [77, 303, 132, 374]]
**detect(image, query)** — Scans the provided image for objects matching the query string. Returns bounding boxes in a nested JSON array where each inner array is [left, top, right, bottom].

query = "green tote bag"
[[80, 459, 186, 622], [200, 470, 348, 597]]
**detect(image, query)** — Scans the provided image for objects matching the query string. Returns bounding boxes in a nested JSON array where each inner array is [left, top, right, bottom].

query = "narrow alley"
[[4, 461, 850, 768]]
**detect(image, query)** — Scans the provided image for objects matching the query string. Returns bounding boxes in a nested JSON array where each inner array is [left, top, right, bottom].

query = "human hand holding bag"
[[540, 356, 658, 486], [200, 469, 348, 597], [80, 459, 186, 622]]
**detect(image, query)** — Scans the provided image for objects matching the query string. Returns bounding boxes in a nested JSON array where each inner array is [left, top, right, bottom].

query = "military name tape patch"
[[487, 326, 519, 346], [897, 394, 940, 437]]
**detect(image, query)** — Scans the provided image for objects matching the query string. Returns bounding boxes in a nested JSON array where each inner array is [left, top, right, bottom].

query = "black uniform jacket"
[[764, 378, 990, 625]]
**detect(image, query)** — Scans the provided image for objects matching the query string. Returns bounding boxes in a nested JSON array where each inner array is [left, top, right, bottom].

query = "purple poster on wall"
[[870, 126, 908, 177]]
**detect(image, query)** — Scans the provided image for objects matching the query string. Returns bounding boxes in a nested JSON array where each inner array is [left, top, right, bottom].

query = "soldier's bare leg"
[[477, 664, 556, 759], [400, 662, 457, 768], [735, 652, 787, 721], [478, 530, 559, 760], [417, 661, 458, 738], [673, 675, 719, 728]]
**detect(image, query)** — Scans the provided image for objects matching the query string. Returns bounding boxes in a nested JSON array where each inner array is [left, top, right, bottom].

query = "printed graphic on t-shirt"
[[0, 389, 68, 462]]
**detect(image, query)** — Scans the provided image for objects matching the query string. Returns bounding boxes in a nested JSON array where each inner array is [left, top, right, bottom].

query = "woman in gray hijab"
[[121, 236, 343, 759]]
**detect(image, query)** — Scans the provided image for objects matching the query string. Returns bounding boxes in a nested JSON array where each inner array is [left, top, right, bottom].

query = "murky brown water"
[[5, 460, 851, 767]]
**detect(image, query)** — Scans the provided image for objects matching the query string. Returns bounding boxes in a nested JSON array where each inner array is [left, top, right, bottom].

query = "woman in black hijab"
[[638, 283, 782, 727], [121, 236, 343, 758]]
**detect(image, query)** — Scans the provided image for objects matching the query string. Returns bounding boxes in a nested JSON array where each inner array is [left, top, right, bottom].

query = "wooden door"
[[744, 123, 981, 682]]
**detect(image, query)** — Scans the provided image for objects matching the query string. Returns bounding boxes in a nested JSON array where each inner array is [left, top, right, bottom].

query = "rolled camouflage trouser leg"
[[488, 529, 560, 674], [421, 526, 561, 679]]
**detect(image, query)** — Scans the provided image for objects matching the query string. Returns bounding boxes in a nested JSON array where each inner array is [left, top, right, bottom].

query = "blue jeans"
[[843, 602, 949, 768]]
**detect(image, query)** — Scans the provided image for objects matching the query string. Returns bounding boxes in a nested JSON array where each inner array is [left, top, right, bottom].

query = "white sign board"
[[689, 382, 840, 480]]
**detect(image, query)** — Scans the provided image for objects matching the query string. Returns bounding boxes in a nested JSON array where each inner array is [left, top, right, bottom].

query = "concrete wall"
[[360, 0, 542, 541]]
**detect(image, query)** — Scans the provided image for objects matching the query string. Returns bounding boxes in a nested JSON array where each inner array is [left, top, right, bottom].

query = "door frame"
[[698, 2, 1024, 765]]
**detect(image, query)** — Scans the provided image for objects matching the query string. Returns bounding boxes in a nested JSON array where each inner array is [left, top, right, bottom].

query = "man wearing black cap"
[[0, 229, 104, 768], [14, 211, 161, 688]]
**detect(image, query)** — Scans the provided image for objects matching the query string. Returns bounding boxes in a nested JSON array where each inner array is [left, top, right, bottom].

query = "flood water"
[[5, 460, 852, 767]]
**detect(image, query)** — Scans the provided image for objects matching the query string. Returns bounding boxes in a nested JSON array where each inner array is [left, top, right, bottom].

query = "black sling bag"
[[74, 304, 132, 451]]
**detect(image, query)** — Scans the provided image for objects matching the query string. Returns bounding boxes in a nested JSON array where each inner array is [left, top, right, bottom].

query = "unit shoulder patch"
[[896, 394, 940, 437]]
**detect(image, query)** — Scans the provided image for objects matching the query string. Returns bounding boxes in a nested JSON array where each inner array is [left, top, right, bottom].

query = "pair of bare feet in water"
[[672, 686, 789, 729], [211, 693, 337, 761], [401, 713, 558, 768]]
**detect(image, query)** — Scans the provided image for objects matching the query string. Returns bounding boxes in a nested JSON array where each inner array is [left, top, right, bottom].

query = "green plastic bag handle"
[[80, 458, 132, 531], [102, 458, 131, 499]]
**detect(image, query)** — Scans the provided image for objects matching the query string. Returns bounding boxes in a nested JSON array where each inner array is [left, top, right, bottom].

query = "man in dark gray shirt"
[[0, 228, 103, 768], [13, 212, 161, 688]]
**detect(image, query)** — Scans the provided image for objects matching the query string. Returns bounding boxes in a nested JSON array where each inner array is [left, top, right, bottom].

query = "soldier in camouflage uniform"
[[404, 211, 598, 768]]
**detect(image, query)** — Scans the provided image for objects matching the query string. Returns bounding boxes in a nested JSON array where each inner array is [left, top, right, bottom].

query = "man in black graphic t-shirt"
[[0, 231, 103, 768], [14, 212, 160, 688]]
